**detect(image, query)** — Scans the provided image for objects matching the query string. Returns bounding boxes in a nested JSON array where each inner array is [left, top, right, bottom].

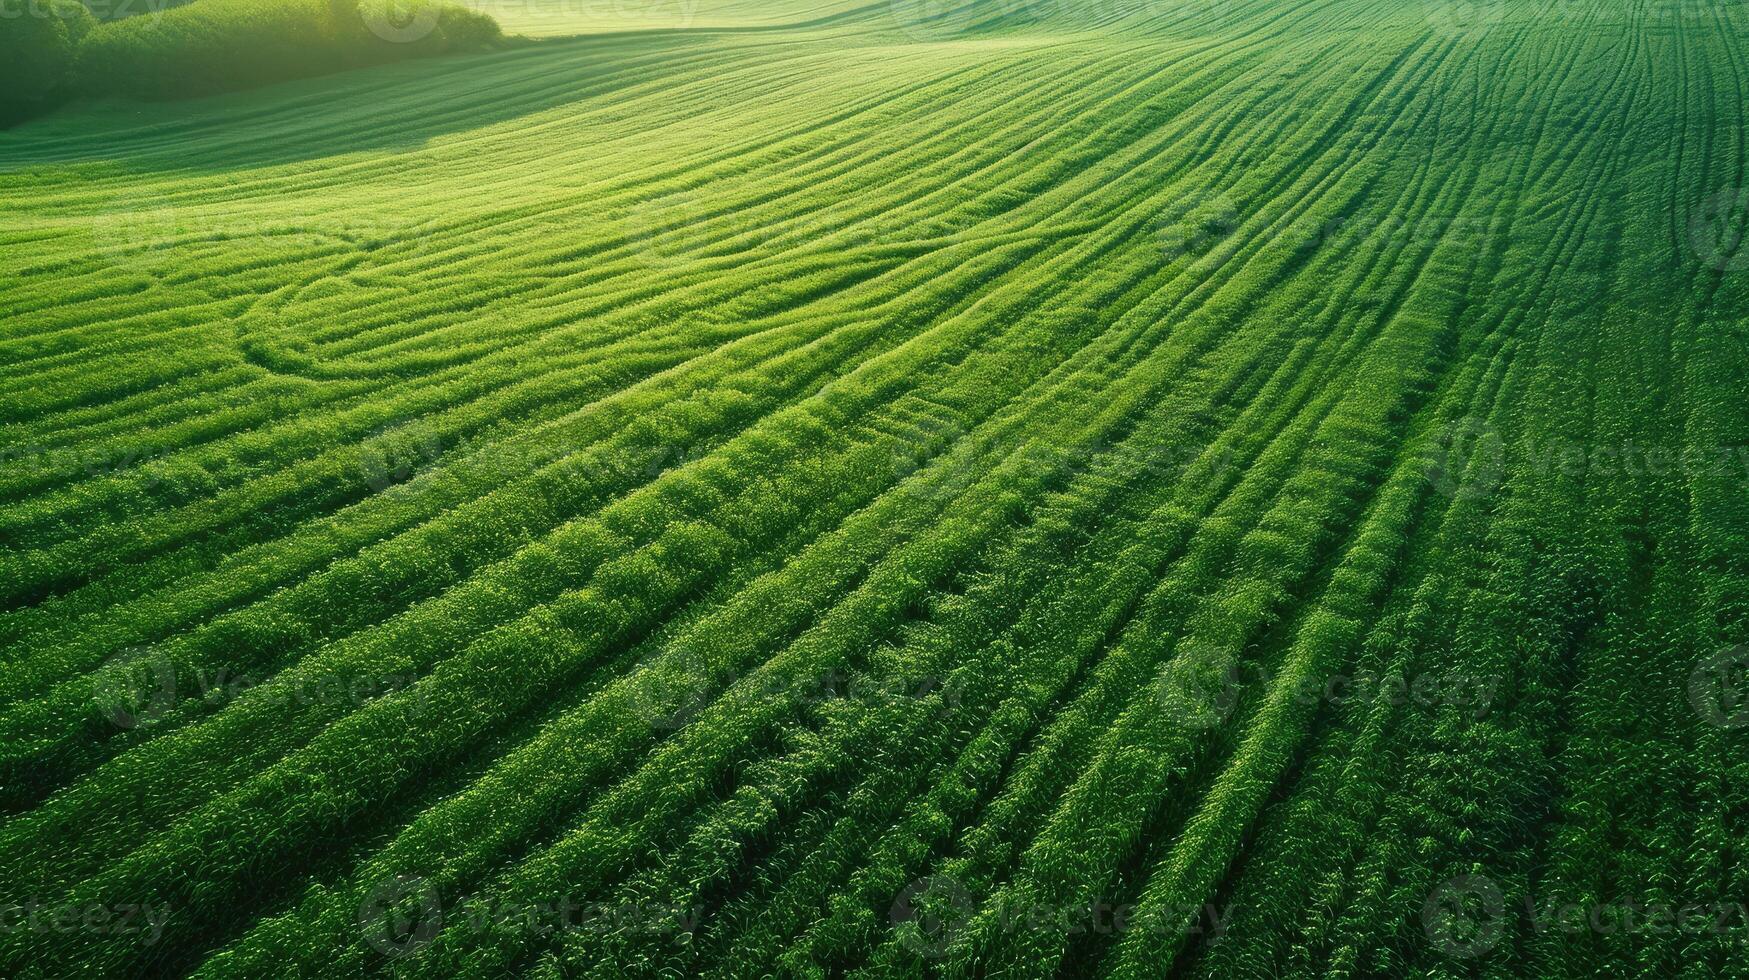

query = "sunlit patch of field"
[[2, 0, 1747, 976], [474, 0, 873, 36]]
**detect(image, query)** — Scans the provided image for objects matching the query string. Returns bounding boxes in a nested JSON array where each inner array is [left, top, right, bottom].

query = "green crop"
[[2, 0, 1746, 976]]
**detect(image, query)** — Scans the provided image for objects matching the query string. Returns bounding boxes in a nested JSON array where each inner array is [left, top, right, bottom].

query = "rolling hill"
[[2, 0, 1747, 975]]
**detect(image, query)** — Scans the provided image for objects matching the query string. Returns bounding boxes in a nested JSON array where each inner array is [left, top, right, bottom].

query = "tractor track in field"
[[2, 0, 1744, 976]]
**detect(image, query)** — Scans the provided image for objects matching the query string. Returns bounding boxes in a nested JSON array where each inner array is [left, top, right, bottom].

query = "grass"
[[2, 0, 1747, 976]]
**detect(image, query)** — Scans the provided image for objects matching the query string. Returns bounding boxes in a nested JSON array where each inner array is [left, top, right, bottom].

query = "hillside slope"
[[2, 0, 1747, 976]]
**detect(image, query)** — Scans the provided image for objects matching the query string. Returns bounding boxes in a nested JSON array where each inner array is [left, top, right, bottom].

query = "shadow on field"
[[0, 2, 881, 178], [0, 36, 700, 173]]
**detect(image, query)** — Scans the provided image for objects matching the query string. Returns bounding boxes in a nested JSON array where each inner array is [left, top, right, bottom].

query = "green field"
[[3, 0, 1749, 975]]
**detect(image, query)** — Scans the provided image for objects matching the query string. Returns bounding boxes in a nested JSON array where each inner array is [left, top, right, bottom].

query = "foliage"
[[72, 0, 502, 100], [0, 0, 499, 125], [0, 0, 95, 124]]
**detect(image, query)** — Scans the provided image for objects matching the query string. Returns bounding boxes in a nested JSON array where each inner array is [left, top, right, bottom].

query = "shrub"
[[72, 0, 502, 101], [434, 2, 497, 49], [0, 0, 95, 124]]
